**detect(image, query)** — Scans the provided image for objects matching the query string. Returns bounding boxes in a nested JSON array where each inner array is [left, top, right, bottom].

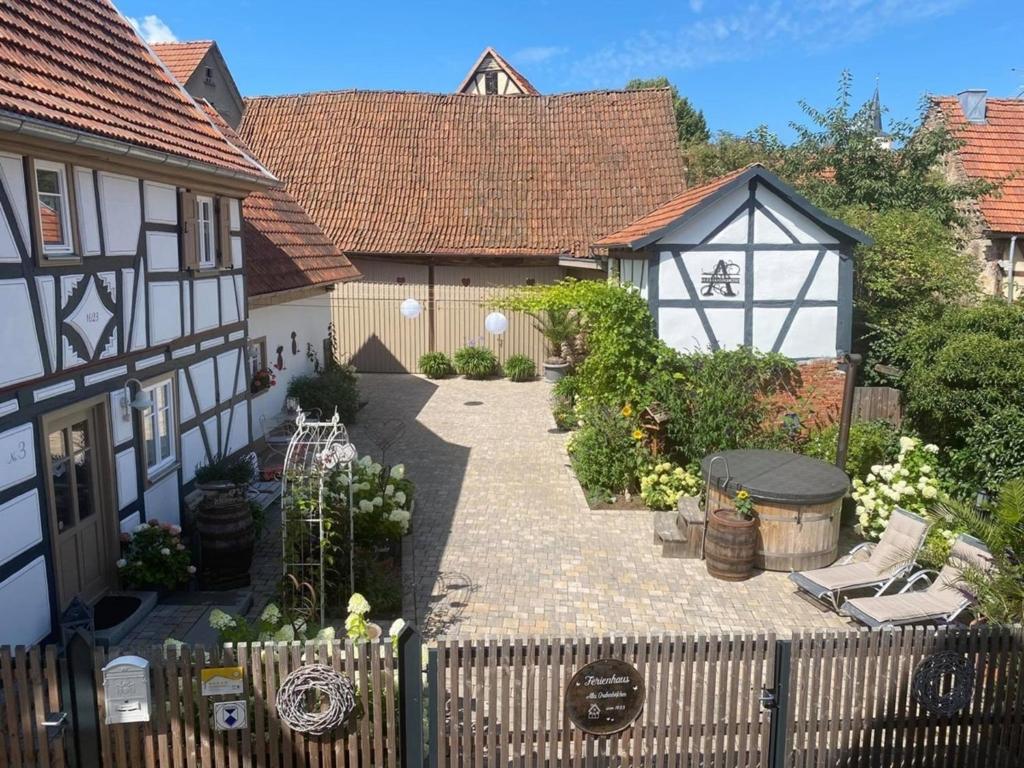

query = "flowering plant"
[[733, 489, 756, 519], [118, 519, 194, 590], [852, 436, 948, 541], [639, 461, 702, 510], [251, 367, 276, 394], [326, 456, 414, 541], [209, 600, 335, 644]]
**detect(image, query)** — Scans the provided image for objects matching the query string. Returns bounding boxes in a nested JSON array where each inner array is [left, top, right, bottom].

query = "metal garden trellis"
[[281, 409, 356, 626]]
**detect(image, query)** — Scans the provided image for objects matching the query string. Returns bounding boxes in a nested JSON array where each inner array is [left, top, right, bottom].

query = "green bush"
[[646, 348, 795, 466], [551, 374, 580, 431], [567, 404, 650, 499], [453, 346, 498, 379], [639, 461, 702, 510], [803, 420, 901, 482], [287, 363, 360, 423], [944, 406, 1024, 499], [899, 300, 1024, 448], [503, 354, 536, 382], [418, 352, 453, 379]]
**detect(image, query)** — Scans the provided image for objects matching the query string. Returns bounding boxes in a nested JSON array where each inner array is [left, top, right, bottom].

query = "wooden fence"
[[0, 640, 398, 768], [430, 634, 777, 767], [851, 386, 902, 427]]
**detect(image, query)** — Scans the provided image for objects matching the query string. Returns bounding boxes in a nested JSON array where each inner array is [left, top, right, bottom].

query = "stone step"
[[662, 538, 699, 559]]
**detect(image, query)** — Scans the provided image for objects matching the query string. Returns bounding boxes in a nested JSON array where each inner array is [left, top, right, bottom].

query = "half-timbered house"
[[0, 0, 274, 645]]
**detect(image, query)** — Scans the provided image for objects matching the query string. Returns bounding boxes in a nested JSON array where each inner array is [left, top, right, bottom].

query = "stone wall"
[[765, 358, 847, 433]]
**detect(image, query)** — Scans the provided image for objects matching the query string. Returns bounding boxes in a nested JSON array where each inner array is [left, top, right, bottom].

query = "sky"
[[118, 0, 1024, 141]]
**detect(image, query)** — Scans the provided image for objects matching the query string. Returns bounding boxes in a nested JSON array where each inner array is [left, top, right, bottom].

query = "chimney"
[[957, 89, 988, 123]]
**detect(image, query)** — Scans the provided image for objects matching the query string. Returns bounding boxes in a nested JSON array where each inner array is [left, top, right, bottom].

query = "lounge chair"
[[839, 534, 992, 629], [788, 507, 930, 611]]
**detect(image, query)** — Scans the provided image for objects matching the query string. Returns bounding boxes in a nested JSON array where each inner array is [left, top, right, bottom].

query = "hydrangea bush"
[[852, 436, 945, 540], [117, 519, 194, 590], [326, 456, 414, 540], [639, 461, 702, 510], [209, 601, 335, 644]]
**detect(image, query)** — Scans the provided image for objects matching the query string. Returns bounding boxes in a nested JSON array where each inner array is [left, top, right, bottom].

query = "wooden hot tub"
[[701, 450, 850, 572]]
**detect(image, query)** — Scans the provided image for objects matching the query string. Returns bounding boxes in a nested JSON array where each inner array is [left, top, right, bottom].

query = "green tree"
[[682, 127, 786, 185], [626, 76, 709, 144]]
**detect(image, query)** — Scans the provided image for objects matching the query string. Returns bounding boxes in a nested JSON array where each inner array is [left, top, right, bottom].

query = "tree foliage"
[[626, 76, 709, 144]]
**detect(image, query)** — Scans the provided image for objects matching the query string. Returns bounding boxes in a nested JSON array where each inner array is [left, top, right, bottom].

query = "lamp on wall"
[[400, 298, 423, 319], [484, 311, 508, 335], [121, 377, 153, 421]]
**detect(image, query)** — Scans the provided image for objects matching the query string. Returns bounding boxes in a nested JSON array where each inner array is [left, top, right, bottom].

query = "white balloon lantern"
[[484, 311, 508, 335], [400, 298, 422, 320]]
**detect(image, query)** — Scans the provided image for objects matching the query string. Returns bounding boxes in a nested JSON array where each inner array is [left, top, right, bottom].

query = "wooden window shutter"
[[179, 189, 197, 270], [216, 196, 232, 268]]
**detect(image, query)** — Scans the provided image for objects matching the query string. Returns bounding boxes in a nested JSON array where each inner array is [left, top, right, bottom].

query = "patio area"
[[350, 373, 853, 639]]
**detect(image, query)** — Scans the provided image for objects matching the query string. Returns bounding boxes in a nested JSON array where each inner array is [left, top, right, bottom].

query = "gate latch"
[[759, 687, 778, 710], [42, 711, 68, 743]]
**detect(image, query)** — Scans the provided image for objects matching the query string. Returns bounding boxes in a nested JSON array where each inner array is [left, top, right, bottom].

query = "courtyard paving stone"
[[348, 373, 854, 640]]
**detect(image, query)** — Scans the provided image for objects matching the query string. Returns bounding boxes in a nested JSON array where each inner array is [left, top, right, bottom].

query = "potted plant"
[[118, 519, 196, 593], [704, 488, 758, 581], [251, 366, 276, 395], [530, 308, 578, 382], [193, 454, 258, 589]]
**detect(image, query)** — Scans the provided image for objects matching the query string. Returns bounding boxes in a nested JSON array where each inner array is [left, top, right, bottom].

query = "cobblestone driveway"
[[350, 374, 852, 639]]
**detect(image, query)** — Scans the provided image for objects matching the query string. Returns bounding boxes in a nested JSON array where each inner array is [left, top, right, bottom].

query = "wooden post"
[[835, 354, 862, 473], [64, 631, 102, 768], [398, 624, 425, 768]]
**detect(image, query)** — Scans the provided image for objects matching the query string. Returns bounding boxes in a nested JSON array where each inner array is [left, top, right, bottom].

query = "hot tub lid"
[[701, 449, 850, 505]]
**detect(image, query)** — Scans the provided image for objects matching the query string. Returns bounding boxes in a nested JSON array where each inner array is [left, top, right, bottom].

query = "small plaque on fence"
[[214, 700, 248, 731], [565, 658, 645, 736], [201, 666, 245, 696]]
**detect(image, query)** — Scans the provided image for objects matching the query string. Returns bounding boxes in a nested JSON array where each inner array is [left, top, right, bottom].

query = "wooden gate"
[[429, 634, 777, 767], [0, 645, 66, 767]]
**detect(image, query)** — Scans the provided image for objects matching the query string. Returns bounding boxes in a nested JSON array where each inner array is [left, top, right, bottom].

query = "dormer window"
[[484, 71, 498, 95], [35, 161, 73, 256]]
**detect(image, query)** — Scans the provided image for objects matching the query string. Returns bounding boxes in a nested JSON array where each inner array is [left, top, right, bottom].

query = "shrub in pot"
[[418, 352, 454, 379], [705, 489, 757, 581], [287, 363, 360, 423], [503, 354, 536, 382], [453, 346, 498, 379]]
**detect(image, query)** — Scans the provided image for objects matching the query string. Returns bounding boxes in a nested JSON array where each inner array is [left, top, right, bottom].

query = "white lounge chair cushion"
[[842, 587, 965, 625], [866, 509, 929, 577], [791, 562, 887, 593]]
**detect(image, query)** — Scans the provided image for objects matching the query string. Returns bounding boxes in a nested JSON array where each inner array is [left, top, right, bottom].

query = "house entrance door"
[[44, 401, 116, 610]]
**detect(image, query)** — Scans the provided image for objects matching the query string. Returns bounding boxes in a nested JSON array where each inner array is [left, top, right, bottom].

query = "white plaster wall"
[[148, 282, 182, 344], [658, 184, 748, 245], [97, 172, 141, 256], [146, 231, 179, 272], [143, 181, 177, 225], [193, 279, 220, 332], [0, 280, 44, 387], [0, 422, 35, 493], [0, 490, 42, 567], [619, 259, 648, 299], [756, 186, 834, 244], [74, 167, 101, 255], [0, 558, 51, 646], [248, 293, 332, 439], [143, 471, 180, 527], [0, 152, 29, 248], [109, 389, 134, 445], [115, 447, 138, 510]]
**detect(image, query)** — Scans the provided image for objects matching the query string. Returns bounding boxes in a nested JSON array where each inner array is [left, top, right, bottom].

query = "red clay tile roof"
[[933, 96, 1024, 233], [151, 41, 214, 85], [596, 164, 756, 248], [239, 89, 686, 258], [457, 47, 539, 95], [194, 102, 359, 296], [0, 1, 265, 180]]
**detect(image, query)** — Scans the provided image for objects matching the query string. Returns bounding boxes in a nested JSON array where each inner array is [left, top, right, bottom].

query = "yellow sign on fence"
[[200, 666, 244, 696]]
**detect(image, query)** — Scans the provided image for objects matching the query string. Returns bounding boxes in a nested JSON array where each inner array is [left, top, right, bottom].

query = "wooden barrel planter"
[[702, 450, 850, 572], [704, 508, 757, 581], [196, 486, 255, 589]]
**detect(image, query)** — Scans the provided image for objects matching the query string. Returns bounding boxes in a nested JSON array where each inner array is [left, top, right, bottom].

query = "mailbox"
[[102, 655, 151, 724]]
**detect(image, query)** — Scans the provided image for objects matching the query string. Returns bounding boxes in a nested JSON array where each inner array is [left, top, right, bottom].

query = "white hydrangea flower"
[[134, 524, 148, 534], [348, 592, 371, 615], [358, 499, 375, 514], [394, 490, 406, 506], [260, 603, 282, 624], [390, 464, 405, 480], [373, 496, 383, 507], [385, 484, 395, 497], [921, 485, 938, 499], [160, 547, 171, 556], [209, 609, 236, 630], [116, 558, 127, 568], [924, 444, 939, 454], [390, 618, 406, 638], [370, 462, 382, 475], [899, 436, 917, 452]]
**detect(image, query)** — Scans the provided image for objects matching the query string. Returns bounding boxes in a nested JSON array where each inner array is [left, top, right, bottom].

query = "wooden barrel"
[[706, 484, 842, 571], [196, 490, 255, 589], [704, 508, 758, 581]]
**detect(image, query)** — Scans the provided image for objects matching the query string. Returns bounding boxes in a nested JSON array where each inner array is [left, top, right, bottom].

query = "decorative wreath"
[[912, 651, 974, 716], [276, 664, 357, 736]]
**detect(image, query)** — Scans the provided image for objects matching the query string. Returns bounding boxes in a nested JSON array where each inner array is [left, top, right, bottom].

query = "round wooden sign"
[[565, 658, 645, 736]]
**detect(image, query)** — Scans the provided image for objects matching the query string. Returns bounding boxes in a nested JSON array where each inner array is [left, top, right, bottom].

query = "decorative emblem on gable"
[[700, 259, 741, 297], [64, 277, 115, 360]]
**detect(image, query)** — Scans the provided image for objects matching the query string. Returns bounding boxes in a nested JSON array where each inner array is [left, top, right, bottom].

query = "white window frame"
[[195, 195, 216, 269], [142, 378, 177, 479], [34, 160, 74, 256]]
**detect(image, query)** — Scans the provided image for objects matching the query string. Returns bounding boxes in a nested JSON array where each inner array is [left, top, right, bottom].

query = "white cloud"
[[572, 0, 966, 84], [127, 14, 178, 44], [689, 0, 705, 12], [511, 46, 568, 65]]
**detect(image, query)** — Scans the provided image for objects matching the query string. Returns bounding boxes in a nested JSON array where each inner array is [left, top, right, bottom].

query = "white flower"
[[347, 592, 371, 615], [337, 473, 350, 486], [370, 462, 382, 475], [858, 512, 870, 527], [385, 485, 395, 497], [920, 465, 932, 475], [261, 603, 282, 624], [116, 558, 127, 568], [878, 507, 890, 519], [390, 618, 406, 638], [176, 543, 185, 551], [358, 499, 374, 514], [924, 443, 939, 453], [160, 547, 171, 556], [209, 609, 236, 630], [134, 524, 148, 534], [866, 474, 875, 483], [358, 455, 372, 468], [373, 496, 383, 507], [315, 626, 336, 641], [389, 508, 411, 525], [921, 485, 938, 499], [187, 565, 196, 574], [273, 624, 295, 641], [394, 491, 407, 506], [170, 525, 181, 535], [870, 465, 882, 475], [390, 464, 405, 480], [899, 436, 917, 452]]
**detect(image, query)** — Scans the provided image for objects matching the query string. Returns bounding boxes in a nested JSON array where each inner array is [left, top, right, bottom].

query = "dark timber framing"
[[638, 170, 867, 359]]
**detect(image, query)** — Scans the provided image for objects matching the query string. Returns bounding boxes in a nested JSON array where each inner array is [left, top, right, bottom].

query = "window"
[[248, 337, 273, 394], [142, 379, 176, 478], [484, 71, 498, 95], [35, 160, 73, 256], [195, 195, 216, 268]]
